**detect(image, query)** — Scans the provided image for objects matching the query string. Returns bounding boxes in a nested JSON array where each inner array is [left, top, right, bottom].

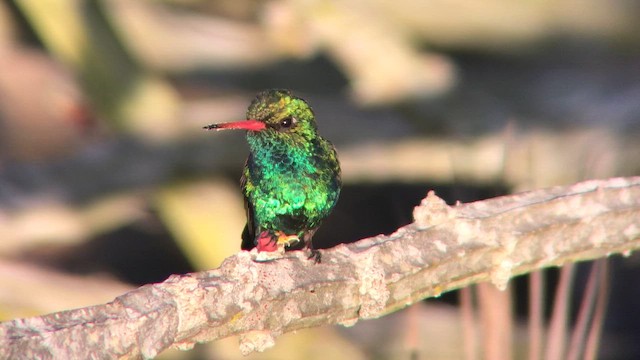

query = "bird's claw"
[[275, 231, 300, 247], [255, 231, 299, 253], [307, 249, 322, 263], [254, 230, 320, 264], [254, 231, 284, 262], [256, 231, 278, 252]]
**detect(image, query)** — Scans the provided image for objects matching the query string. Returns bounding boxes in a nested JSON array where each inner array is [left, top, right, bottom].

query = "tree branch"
[[2, 177, 639, 359]]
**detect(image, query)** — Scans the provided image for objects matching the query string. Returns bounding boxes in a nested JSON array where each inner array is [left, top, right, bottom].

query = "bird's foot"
[[256, 231, 278, 252], [275, 231, 300, 247], [254, 231, 286, 262], [307, 249, 322, 264]]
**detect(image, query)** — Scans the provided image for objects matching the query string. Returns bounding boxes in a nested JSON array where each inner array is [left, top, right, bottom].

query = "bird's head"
[[203, 89, 319, 144]]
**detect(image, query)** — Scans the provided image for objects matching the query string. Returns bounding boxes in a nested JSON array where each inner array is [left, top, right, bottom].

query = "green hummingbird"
[[204, 89, 341, 262]]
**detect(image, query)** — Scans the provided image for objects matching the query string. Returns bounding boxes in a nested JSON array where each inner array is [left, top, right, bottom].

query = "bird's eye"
[[280, 117, 296, 129]]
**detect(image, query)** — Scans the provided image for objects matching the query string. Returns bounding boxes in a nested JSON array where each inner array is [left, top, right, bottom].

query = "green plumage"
[[205, 89, 341, 261]]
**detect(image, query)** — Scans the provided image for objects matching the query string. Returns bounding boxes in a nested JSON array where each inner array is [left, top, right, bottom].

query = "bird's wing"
[[240, 155, 256, 250]]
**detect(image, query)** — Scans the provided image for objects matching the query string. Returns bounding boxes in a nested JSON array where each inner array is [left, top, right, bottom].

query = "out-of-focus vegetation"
[[1, 0, 639, 358]]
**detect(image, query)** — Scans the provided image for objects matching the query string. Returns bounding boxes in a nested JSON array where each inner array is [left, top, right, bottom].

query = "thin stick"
[[584, 259, 610, 360], [566, 262, 600, 360], [545, 264, 575, 360], [460, 286, 478, 360], [477, 283, 512, 360], [528, 270, 544, 360]]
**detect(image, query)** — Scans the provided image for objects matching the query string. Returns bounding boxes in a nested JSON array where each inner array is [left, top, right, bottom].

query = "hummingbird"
[[203, 89, 341, 262]]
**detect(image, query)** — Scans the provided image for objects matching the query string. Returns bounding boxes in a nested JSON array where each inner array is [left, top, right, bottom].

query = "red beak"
[[203, 119, 266, 132]]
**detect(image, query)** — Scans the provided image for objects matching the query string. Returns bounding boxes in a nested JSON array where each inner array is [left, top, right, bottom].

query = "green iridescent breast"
[[244, 133, 340, 235]]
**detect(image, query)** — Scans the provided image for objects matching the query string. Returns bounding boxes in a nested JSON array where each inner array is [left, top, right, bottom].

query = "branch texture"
[[2, 177, 639, 359]]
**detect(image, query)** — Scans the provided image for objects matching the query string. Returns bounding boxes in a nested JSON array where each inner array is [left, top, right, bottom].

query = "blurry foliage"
[[154, 179, 245, 269]]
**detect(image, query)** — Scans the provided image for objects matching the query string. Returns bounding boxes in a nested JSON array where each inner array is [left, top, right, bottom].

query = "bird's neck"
[[247, 132, 315, 156], [246, 132, 322, 172]]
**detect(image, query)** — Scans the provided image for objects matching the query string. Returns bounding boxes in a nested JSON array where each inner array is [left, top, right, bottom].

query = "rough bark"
[[1, 177, 639, 359]]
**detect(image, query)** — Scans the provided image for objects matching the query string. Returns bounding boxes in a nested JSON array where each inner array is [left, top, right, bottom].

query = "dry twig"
[[1, 177, 639, 359]]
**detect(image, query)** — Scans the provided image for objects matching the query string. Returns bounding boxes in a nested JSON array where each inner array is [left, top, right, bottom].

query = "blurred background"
[[1, 0, 639, 359]]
